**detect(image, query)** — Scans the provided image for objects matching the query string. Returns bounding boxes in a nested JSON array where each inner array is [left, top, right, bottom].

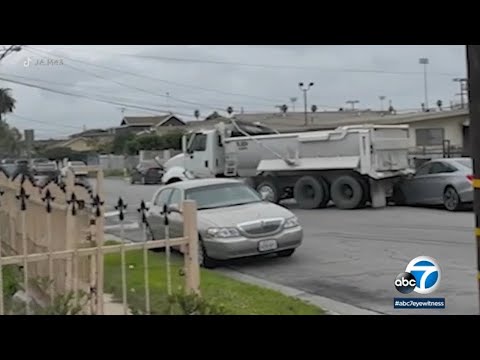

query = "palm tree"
[[311, 105, 318, 113], [436, 100, 443, 111], [226, 106, 234, 118], [0, 88, 16, 121], [194, 109, 200, 121]]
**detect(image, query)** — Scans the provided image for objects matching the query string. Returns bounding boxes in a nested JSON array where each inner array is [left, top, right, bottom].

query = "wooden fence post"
[[65, 170, 75, 292], [94, 169, 105, 315], [182, 200, 200, 296]]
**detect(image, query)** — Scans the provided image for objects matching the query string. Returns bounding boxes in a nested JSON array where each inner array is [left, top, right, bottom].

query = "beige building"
[[50, 137, 97, 152]]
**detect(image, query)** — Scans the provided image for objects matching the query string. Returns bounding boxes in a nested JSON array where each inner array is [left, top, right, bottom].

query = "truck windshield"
[[185, 183, 262, 210]]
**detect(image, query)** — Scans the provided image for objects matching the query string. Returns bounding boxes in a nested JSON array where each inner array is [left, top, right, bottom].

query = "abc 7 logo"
[[395, 272, 417, 294], [394, 256, 441, 294]]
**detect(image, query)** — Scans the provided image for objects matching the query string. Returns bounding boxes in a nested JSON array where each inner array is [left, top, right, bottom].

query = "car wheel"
[[256, 178, 280, 203], [277, 249, 296, 257], [392, 186, 406, 205], [443, 186, 462, 211], [198, 236, 217, 269]]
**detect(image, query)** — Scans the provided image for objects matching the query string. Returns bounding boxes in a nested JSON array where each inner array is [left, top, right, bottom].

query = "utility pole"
[[298, 82, 314, 126], [346, 100, 359, 111], [466, 45, 480, 313], [379, 96, 386, 111], [419, 58, 430, 110], [454, 78, 468, 109], [0, 45, 22, 62]]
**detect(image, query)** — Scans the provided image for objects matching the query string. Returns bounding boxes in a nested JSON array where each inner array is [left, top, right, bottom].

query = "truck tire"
[[330, 175, 366, 209], [256, 178, 281, 203], [294, 176, 329, 209]]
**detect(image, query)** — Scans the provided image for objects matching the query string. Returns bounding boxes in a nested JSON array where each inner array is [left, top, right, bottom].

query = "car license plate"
[[258, 239, 278, 252]]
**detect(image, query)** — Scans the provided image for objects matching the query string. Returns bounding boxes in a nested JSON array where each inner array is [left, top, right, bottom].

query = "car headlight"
[[284, 216, 300, 229], [206, 227, 240, 238]]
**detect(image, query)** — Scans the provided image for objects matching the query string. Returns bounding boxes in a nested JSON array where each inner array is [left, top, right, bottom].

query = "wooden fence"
[[0, 167, 200, 315]]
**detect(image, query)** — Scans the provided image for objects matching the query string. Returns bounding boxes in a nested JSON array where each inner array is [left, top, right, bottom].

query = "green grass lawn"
[[104, 250, 324, 315]]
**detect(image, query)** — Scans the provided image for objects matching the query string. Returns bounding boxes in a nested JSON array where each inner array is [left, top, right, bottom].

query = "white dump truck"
[[161, 120, 414, 209]]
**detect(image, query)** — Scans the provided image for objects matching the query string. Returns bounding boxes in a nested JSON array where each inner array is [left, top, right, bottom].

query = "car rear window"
[[455, 159, 472, 169]]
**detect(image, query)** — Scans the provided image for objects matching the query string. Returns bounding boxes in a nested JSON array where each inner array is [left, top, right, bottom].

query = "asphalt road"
[[102, 178, 478, 315]]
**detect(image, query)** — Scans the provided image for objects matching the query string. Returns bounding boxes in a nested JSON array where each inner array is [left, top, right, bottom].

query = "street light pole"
[[466, 45, 480, 314], [419, 58, 429, 110], [379, 96, 386, 111], [346, 100, 359, 111], [299, 82, 314, 126]]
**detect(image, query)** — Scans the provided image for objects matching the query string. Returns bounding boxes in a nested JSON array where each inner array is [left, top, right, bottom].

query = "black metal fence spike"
[[137, 200, 150, 224], [115, 197, 128, 222], [41, 189, 55, 214], [16, 186, 30, 211], [91, 194, 104, 218], [67, 192, 81, 216], [162, 204, 170, 226]]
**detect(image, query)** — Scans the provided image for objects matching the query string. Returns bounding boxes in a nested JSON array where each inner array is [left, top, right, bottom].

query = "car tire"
[[277, 249, 296, 257], [293, 176, 330, 209], [443, 186, 462, 211], [393, 187, 407, 205], [330, 175, 366, 210], [198, 235, 217, 269], [256, 178, 281, 204]]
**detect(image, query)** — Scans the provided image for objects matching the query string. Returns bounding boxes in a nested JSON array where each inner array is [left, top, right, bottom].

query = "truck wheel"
[[256, 178, 280, 203], [330, 175, 366, 209], [294, 176, 329, 209]]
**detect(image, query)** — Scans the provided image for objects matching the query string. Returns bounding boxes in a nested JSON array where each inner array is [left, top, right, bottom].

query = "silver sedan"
[[393, 158, 473, 211], [146, 178, 303, 268]]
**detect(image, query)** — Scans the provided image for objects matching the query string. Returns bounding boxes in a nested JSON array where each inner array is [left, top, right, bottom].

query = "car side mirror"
[[168, 203, 181, 213]]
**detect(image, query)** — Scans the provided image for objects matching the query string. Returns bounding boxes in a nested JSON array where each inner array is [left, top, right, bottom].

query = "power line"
[[29, 45, 463, 77], [8, 113, 83, 130], [25, 47, 233, 113], [0, 72, 217, 115], [0, 75, 195, 118], [26, 45, 288, 105]]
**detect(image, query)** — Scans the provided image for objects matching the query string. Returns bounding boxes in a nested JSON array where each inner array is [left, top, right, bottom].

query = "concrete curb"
[[218, 268, 382, 315]]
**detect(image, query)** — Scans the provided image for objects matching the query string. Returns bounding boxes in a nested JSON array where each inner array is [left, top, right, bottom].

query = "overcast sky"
[[0, 45, 467, 139]]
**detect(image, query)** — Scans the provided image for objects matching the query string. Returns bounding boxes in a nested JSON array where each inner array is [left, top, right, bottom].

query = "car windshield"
[[185, 183, 262, 210], [455, 159, 472, 169]]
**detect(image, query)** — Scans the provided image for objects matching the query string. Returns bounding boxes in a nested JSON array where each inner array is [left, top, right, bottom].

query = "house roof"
[[70, 128, 112, 138], [121, 114, 185, 127], [181, 109, 470, 133]]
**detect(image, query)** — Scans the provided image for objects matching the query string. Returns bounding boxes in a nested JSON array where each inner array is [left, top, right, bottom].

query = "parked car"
[[131, 163, 164, 185], [0, 163, 16, 177], [30, 158, 59, 178], [146, 178, 303, 268], [393, 158, 473, 211]]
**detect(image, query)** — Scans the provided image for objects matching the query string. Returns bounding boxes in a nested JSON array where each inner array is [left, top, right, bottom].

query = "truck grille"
[[238, 218, 284, 237]]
